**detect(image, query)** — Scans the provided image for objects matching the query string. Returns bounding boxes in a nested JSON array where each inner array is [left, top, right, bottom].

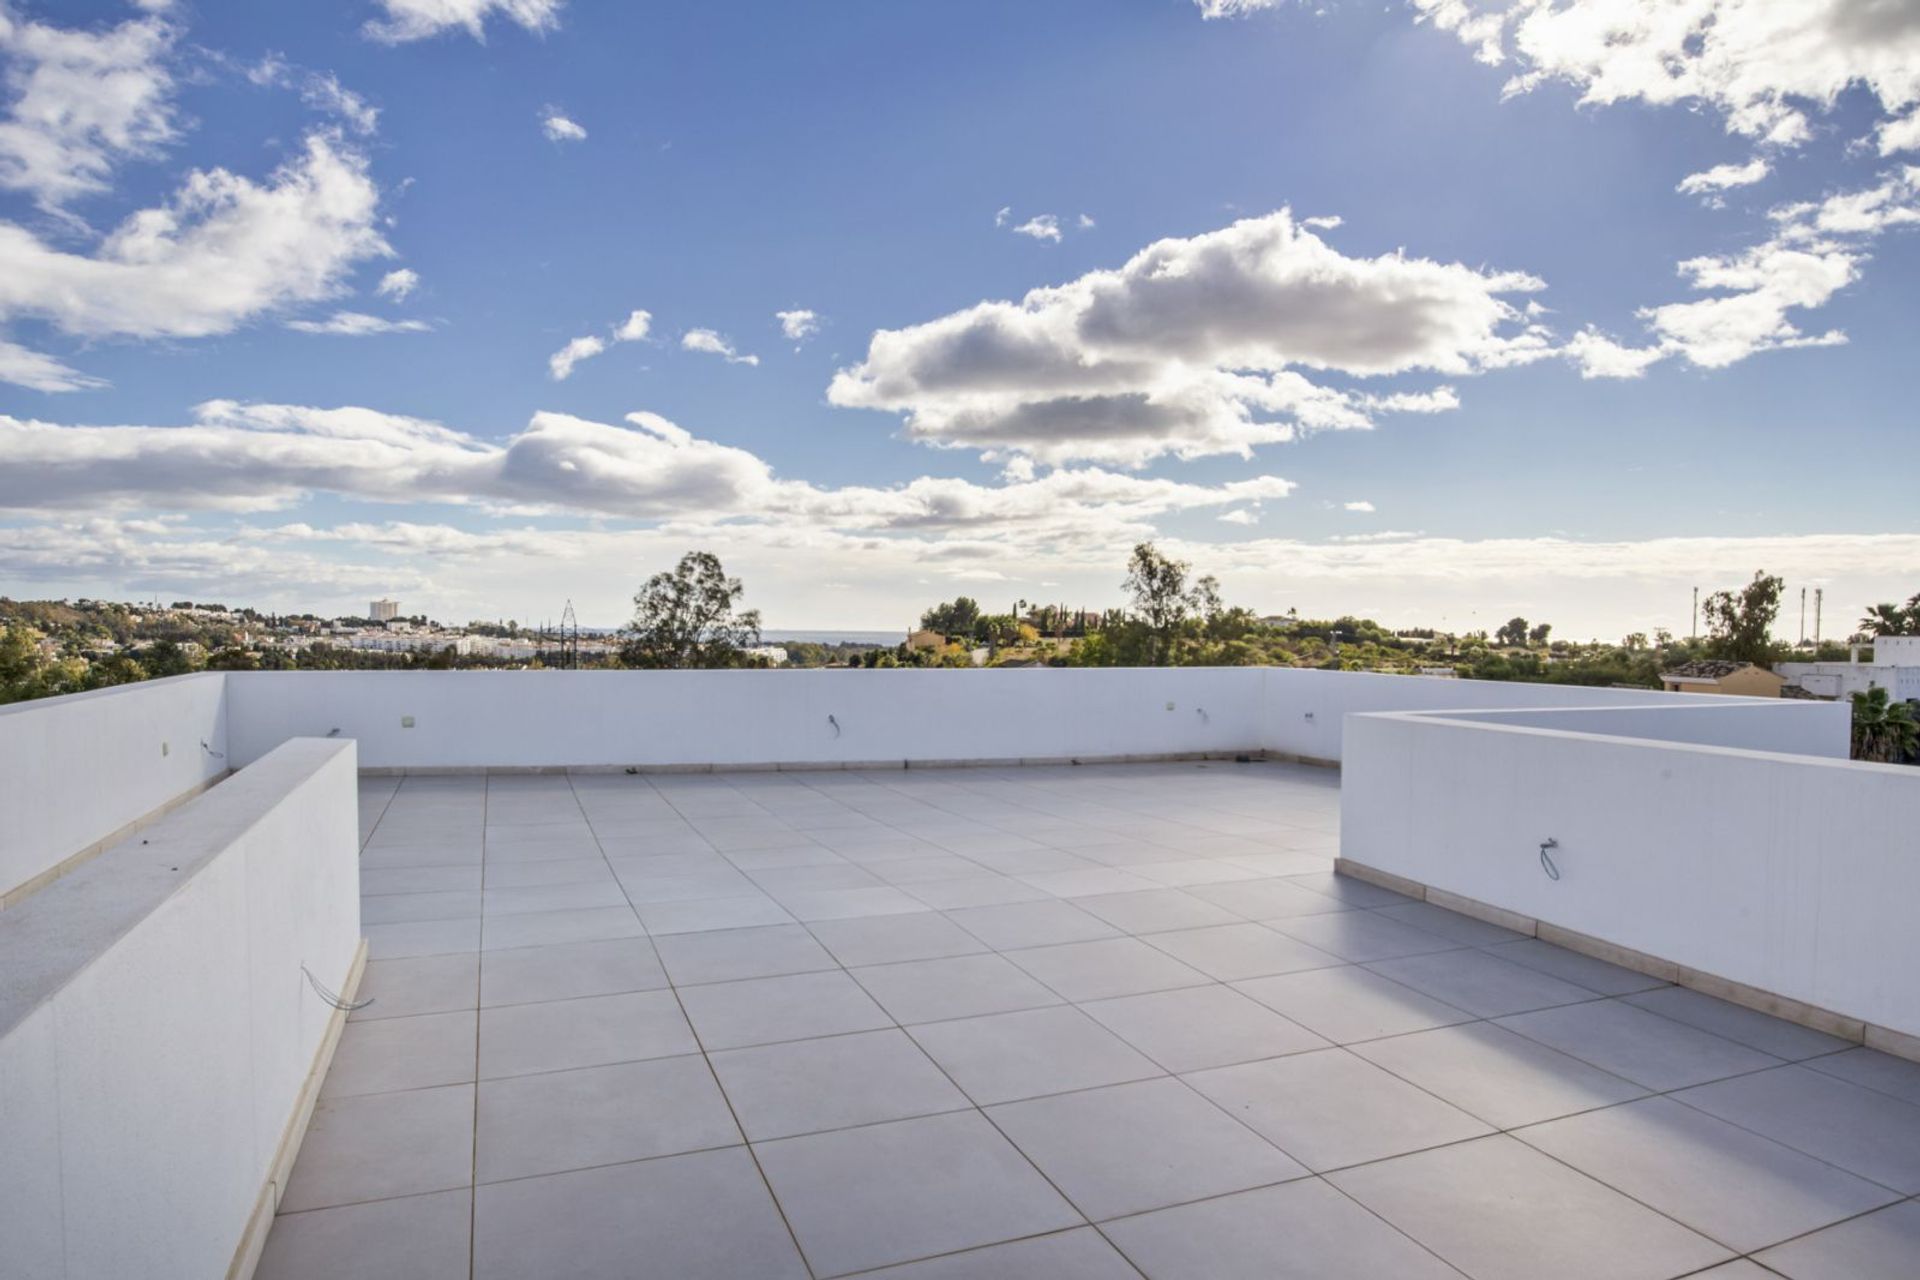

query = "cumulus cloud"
[[0, 3, 178, 212], [540, 108, 586, 142], [776, 309, 821, 343], [682, 328, 758, 366], [0, 401, 1298, 544], [1574, 165, 1920, 375], [547, 309, 650, 380], [1012, 214, 1062, 243], [0, 131, 390, 389], [364, 0, 565, 44], [1218, 509, 1258, 525], [1343, 500, 1375, 512], [376, 267, 419, 300], [829, 209, 1548, 466], [1413, 0, 1920, 152], [1677, 157, 1770, 198], [286, 310, 429, 336], [248, 57, 379, 135], [547, 334, 605, 380], [0, 338, 103, 393]]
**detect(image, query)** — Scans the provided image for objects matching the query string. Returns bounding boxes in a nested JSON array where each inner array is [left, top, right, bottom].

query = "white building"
[[1778, 634, 1920, 703], [368, 598, 400, 623]]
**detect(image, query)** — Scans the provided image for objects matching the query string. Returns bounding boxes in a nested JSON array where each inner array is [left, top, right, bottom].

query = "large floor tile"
[[1266, 910, 1462, 962], [1071, 887, 1241, 934], [651, 922, 838, 984], [1352, 1021, 1645, 1128], [322, 1010, 476, 1098], [943, 899, 1120, 949], [478, 989, 697, 1078], [479, 936, 665, 1006], [1102, 1178, 1465, 1280], [1186, 1047, 1491, 1171], [806, 911, 987, 967], [351, 953, 478, 1022], [677, 969, 893, 1049], [909, 1005, 1162, 1104], [1330, 1134, 1731, 1280], [479, 905, 644, 952], [636, 894, 796, 934], [1479, 938, 1670, 995], [1365, 947, 1596, 1018], [1234, 965, 1472, 1043], [1140, 922, 1343, 981], [1754, 1199, 1920, 1280], [1803, 1046, 1920, 1108], [854, 1228, 1137, 1279], [1517, 1095, 1900, 1252], [987, 1076, 1306, 1220], [1370, 900, 1526, 946], [1004, 936, 1211, 1002], [1187, 877, 1351, 920], [850, 952, 1062, 1024], [709, 1028, 968, 1140], [364, 918, 480, 960], [476, 1054, 740, 1182], [473, 1146, 807, 1280], [754, 1111, 1082, 1277], [1080, 983, 1329, 1072], [1497, 999, 1783, 1090], [281, 1084, 475, 1212], [1675, 1064, 1920, 1192], [259, 1190, 470, 1280], [1621, 986, 1853, 1060]]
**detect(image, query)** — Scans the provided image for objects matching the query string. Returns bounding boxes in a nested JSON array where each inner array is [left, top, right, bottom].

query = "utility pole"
[[1814, 588, 1823, 647], [1691, 587, 1699, 641], [1799, 587, 1807, 646]]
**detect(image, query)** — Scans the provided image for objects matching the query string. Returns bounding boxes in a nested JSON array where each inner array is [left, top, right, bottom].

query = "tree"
[[1495, 617, 1530, 647], [619, 552, 762, 669], [1700, 571, 1784, 665], [1529, 622, 1552, 646], [1124, 543, 1202, 666], [1850, 687, 1918, 763], [1859, 594, 1920, 637], [919, 597, 982, 638]]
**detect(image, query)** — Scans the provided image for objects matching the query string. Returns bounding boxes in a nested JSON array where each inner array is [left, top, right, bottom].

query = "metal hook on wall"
[[1539, 837, 1562, 882]]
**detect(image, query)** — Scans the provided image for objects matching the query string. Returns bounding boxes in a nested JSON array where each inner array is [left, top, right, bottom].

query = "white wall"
[[0, 674, 229, 904], [1255, 666, 1771, 763], [0, 738, 360, 1280], [1415, 700, 1851, 757], [1341, 711, 1920, 1040], [224, 668, 1268, 770]]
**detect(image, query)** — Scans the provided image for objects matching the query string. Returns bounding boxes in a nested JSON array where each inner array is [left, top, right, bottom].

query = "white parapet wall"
[[0, 673, 230, 905], [0, 738, 361, 1280], [1340, 706, 1919, 1044]]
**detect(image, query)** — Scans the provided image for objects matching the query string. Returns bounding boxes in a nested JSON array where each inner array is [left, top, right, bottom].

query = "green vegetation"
[[618, 551, 763, 669], [1850, 687, 1918, 763], [1860, 594, 1920, 637]]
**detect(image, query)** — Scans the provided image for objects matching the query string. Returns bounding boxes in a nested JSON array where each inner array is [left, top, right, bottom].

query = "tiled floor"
[[259, 762, 1920, 1279]]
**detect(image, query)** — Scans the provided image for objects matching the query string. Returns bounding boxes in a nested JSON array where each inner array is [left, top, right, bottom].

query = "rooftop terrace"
[[256, 760, 1920, 1280]]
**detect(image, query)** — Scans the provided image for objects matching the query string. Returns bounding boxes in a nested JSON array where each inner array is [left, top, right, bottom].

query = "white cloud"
[[541, 108, 586, 143], [0, 402, 1297, 544], [829, 209, 1549, 467], [0, 131, 390, 389], [286, 310, 429, 336], [547, 334, 606, 380], [1194, 0, 1282, 16], [1013, 214, 1062, 243], [547, 308, 651, 379], [1415, 1, 1920, 152], [364, 0, 565, 44], [1575, 166, 1920, 375], [377, 267, 419, 300], [1301, 214, 1343, 229], [0, 4, 178, 212], [1078, 213, 1096, 229], [1677, 157, 1769, 197], [613, 309, 652, 342], [0, 338, 103, 393], [1217, 508, 1258, 525], [777, 309, 821, 343], [682, 328, 759, 366], [994, 206, 1012, 227], [1342, 500, 1375, 512]]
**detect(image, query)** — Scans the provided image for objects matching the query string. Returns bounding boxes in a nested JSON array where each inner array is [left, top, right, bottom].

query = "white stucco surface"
[[1341, 708, 1920, 1039], [0, 738, 360, 1280]]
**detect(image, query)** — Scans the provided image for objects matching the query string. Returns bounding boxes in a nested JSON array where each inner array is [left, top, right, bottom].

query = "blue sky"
[[1, 0, 1916, 638]]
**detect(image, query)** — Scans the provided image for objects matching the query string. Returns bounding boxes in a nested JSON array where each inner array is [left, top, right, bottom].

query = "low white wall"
[[1341, 712, 1920, 1040], [1419, 700, 1851, 757], [1257, 667, 1762, 763], [0, 674, 229, 904], [224, 668, 1268, 770], [0, 738, 361, 1280]]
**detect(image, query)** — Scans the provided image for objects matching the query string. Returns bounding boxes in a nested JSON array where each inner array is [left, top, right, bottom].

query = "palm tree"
[[1859, 594, 1920, 637], [1850, 686, 1918, 763]]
